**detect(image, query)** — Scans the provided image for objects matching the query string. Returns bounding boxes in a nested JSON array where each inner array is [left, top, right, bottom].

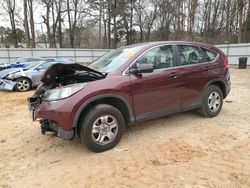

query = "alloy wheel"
[[16, 79, 30, 91], [91, 115, 119, 145], [208, 91, 221, 112]]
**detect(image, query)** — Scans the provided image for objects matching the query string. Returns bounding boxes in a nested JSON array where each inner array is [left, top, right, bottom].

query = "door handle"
[[204, 65, 210, 70], [170, 72, 179, 78]]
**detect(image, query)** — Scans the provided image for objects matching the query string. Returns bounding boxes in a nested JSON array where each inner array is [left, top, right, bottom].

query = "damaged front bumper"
[[0, 79, 16, 91], [39, 119, 74, 140], [28, 97, 75, 140]]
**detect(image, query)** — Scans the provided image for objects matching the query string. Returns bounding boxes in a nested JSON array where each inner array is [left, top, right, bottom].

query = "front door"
[[129, 45, 183, 121]]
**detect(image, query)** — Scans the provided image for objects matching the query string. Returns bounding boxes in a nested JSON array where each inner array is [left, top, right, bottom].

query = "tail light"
[[224, 56, 229, 68]]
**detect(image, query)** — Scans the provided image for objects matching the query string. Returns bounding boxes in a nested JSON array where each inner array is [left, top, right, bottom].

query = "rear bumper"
[[225, 81, 231, 97], [224, 69, 231, 98], [0, 79, 16, 91]]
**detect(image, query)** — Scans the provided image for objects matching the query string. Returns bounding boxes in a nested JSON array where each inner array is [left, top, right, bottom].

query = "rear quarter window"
[[201, 48, 218, 62]]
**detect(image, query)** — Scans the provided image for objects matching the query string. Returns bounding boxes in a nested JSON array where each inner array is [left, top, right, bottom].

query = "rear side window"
[[135, 45, 176, 69], [177, 45, 205, 65], [201, 48, 218, 62]]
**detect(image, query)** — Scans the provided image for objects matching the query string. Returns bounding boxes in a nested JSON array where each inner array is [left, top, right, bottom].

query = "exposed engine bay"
[[28, 63, 106, 110]]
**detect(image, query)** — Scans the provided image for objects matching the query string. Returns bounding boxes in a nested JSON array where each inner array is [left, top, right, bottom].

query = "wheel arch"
[[14, 76, 32, 86], [73, 94, 135, 134], [203, 79, 227, 98], [14, 76, 33, 91]]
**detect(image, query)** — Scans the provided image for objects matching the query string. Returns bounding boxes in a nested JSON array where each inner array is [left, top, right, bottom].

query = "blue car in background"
[[0, 57, 74, 70], [0, 60, 74, 92], [0, 57, 44, 70]]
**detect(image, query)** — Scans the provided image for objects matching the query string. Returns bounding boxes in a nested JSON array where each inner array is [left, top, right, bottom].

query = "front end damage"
[[0, 67, 26, 91], [40, 120, 75, 140], [0, 64, 10, 71], [28, 63, 106, 140], [0, 79, 16, 91]]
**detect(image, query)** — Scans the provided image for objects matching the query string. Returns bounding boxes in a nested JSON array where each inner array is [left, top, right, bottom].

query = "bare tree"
[[1, 0, 18, 47]]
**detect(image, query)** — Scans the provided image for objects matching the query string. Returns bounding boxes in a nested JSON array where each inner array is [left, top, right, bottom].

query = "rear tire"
[[199, 85, 223, 117], [15, 78, 32, 92], [79, 104, 125, 152]]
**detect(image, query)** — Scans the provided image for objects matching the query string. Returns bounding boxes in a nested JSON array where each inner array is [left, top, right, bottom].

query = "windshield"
[[24, 61, 44, 69], [23, 62, 37, 68], [88, 45, 145, 73]]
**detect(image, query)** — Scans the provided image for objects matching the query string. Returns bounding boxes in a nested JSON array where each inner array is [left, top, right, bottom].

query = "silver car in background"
[[0, 60, 73, 92]]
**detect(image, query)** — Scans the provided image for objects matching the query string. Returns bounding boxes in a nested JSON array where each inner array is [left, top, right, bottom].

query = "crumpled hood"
[[0, 68, 23, 79], [40, 63, 104, 84]]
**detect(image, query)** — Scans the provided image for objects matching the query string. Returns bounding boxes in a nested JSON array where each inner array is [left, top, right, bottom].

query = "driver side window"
[[133, 45, 175, 70], [177, 45, 205, 65]]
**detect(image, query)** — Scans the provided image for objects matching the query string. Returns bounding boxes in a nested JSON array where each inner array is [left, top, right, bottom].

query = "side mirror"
[[35, 67, 41, 71], [130, 63, 154, 74]]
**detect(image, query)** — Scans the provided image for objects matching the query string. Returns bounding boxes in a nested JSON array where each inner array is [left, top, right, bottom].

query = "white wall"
[[0, 48, 111, 64], [216, 43, 250, 65], [0, 43, 249, 65]]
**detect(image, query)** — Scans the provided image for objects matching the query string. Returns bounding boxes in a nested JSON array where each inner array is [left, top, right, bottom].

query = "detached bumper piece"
[[28, 97, 41, 121], [0, 79, 16, 91], [40, 120, 74, 140]]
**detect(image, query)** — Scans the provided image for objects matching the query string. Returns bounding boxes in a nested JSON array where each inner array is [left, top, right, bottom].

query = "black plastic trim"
[[136, 101, 201, 123], [73, 94, 135, 129]]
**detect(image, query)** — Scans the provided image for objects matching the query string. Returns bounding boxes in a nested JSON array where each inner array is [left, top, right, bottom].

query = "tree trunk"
[[113, 0, 117, 48], [9, 12, 17, 47], [238, 0, 244, 43], [28, 0, 35, 48], [46, 6, 53, 48], [98, 0, 102, 47], [58, 0, 63, 47], [51, 2, 56, 47], [67, 0, 74, 47], [23, 0, 31, 47], [103, 19, 107, 48], [107, 0, 111, 49], [129, 0, 133, 44]]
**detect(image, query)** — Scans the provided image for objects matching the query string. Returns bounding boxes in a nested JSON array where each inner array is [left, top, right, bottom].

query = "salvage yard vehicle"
[[0, 60, 73, 92], [0, 57, 43, 71], [0, 57, 73, 71], [28, 41, 231, 152]]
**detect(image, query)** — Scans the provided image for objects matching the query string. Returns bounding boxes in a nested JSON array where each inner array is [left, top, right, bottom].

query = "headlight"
[[6, 73, 16, 80], [44, 83, 87, 101]]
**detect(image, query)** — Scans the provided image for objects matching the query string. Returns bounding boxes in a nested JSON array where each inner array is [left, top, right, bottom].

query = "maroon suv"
[[28, 41, 231, 152]]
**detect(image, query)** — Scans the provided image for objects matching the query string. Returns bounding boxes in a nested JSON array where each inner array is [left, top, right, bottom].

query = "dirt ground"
[[0, 67, 250, 188]]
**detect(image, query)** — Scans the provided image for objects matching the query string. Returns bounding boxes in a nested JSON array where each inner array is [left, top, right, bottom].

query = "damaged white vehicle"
[[0, 60, 72, 92]]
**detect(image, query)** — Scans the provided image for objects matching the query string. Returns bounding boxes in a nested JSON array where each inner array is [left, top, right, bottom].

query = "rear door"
[[175, 45, 219, 107], [129, 45, 183, 121]]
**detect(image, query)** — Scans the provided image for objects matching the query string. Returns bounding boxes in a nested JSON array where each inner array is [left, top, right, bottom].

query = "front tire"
[[199, 85, 223, 117], [15, 78, 32, 92], [79, 104, 125, 152]]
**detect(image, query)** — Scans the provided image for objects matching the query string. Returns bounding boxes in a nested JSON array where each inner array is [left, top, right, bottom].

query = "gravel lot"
[[0, 67, 250, 188]]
